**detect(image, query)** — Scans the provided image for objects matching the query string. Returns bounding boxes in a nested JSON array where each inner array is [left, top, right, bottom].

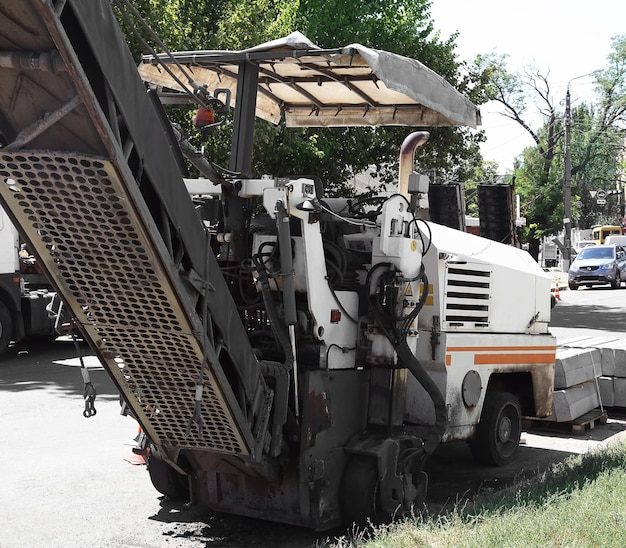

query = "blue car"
[[568, 244, 626, 290]]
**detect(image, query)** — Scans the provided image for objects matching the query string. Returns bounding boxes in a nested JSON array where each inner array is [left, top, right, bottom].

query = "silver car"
[[568, 244, 626, 290]]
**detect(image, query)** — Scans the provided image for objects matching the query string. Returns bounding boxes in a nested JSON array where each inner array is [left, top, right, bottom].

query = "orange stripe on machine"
[[474, 353, 555, 365], [444, 345, 556, 367]]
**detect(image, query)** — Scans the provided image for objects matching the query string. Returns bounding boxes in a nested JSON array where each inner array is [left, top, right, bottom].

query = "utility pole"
[[563, 86, 572, 270], [563, 70, 600, 270]]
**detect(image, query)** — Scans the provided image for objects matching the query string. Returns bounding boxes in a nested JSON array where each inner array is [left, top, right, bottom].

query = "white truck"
[[0, 0, 556, 530], [540, 236, 560, 268], [0, 206, 57, 353]]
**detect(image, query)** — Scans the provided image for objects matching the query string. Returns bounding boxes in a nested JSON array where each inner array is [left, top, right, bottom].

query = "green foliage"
[[514, 142, 564, 242], [471, 52, 518, 106], [475, 38, 626, 252], [215, 0, 296, 48], [114, 0, 228, 59], [569, 105, 623, 227]]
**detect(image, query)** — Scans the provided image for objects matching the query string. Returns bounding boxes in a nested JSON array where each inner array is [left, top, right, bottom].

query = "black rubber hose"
[[252, 254, 294, 371], [253, 253, 295, 453], [367, 263, 446, 456], [394, 339, 447, 456]]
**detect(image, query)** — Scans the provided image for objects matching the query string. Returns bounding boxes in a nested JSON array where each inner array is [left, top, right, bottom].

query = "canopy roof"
[[139, 32, 481, 129]]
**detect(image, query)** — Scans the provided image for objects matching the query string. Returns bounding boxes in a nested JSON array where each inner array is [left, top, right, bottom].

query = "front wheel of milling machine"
[[470, 391, 522, 467]]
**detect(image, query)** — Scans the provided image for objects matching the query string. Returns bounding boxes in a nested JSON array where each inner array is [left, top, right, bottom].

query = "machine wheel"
[[0, 301, 13, 354], [612, 276, 621, 289], [470, 391, 521, 466], [339, 455, 380, 527], [147, 449, 190, 501], [568, 282, 578, 290]]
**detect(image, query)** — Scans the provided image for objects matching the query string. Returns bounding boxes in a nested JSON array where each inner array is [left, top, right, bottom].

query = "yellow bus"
[[591, 225, 623, 244]]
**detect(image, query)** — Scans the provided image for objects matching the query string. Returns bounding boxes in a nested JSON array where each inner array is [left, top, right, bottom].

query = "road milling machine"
[[0, 0, 556, 530]]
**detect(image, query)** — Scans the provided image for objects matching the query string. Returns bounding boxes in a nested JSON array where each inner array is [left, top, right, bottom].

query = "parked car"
[[568, 244, 626, 290]]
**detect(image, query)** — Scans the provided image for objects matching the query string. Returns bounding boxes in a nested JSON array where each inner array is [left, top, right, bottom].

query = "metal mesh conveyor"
[[0, 0, 270, 458]]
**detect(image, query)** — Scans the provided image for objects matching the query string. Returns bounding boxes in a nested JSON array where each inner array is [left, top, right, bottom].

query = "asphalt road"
[[0, 339, 323, 548], [549, 281, 626, 339], [2, 284, 626, 547]]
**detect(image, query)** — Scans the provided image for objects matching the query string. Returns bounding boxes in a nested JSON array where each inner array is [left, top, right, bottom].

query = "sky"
[[429, 1, 626, 171]]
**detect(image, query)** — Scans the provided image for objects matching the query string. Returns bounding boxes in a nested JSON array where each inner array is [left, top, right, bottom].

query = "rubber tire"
[[0, 301, 14, 354], [568, 282, 578, 290], [147, 450, 190, 501], [339, 455, 380, 528], [612, 274, 621, 289], [470, 391, 521, 467]]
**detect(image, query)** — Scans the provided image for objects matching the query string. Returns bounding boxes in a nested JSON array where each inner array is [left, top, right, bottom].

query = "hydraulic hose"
[[368, 264, 447, 456], [393, 340, 447, 456], [253, 254, 294, 366], [253, 253, 295, 455]]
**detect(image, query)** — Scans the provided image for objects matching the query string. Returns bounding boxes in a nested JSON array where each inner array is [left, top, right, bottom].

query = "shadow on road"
[[0, 339, 120, 401], [148, 497, 327, 548], [426, 409, 626, 513], [550, 296, 626, 332], [425, 440, 572, 512]]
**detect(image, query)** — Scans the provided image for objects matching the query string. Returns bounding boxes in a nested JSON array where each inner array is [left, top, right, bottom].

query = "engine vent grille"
[[443, 263, 492, 328]]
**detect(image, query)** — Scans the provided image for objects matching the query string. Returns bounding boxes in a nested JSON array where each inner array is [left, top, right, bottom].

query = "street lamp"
[[563, 70, 600, 270]]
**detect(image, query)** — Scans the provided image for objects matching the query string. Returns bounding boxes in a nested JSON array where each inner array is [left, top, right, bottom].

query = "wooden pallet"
[[523, 408, 608, 435]]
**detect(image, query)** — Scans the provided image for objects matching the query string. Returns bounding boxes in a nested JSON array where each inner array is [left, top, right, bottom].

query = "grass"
[[328, 442, 626, 547]]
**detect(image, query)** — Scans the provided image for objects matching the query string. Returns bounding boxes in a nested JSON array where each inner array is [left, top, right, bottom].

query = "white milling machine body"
[[0, 0, 554, 531], [406, 222, 555, 444]]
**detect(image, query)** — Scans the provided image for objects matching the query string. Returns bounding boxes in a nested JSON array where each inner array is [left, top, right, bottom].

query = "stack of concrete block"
[[598, 340, 626, 406], [551, 345, 603, 422], [557, 336, 626, 420]]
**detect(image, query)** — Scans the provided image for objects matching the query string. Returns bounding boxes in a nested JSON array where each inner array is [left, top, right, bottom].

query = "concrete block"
[[600, 346, 616, 377], [614, 377, 626, 407], [612, 343, 626, 378], [554, 347, 601, 389], [558, 336, 607, 347], [559, 336, 621, 351], [598, 376, 614, 408], [558, 337, 621, 376], [551, 381, 600, 422]]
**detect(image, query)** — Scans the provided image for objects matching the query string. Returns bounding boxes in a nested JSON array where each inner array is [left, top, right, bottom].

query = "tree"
[[474, 37, 626, 258], [113, 0, 229, 57]]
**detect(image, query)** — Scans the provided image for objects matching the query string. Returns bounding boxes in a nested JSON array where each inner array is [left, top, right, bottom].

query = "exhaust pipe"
[[398, 131, 429, 197]]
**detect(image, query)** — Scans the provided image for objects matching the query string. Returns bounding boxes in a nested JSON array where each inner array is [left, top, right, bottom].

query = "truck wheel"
[[0, 301, 13, 354], [147, 450, 190, 501], [470, 391, 521, 466], [339, 455, 379, 528]]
